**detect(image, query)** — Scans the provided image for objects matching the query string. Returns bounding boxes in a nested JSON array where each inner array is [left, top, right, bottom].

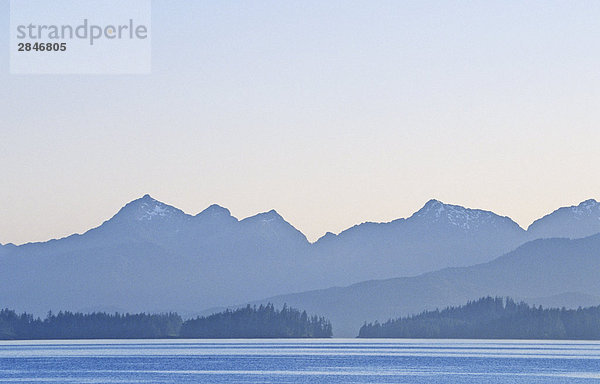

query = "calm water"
[[1, 339, 599, 383]]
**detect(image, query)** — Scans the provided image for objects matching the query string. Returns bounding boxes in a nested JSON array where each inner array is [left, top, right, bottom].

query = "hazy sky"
[[2, 1, 600, 245]]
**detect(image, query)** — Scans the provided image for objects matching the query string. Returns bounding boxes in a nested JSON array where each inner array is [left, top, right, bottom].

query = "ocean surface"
[[1, 339, 599, 383]]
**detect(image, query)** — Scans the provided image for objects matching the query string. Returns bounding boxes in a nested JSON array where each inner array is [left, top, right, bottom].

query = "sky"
[[2, 0, 600, 245]]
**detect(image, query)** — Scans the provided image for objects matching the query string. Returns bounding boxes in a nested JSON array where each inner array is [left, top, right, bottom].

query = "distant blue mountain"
[[312, 199, 528, 284], [253, 234, 600, 336], [1, 195, 599, 321], [528, 199, 600, 239]]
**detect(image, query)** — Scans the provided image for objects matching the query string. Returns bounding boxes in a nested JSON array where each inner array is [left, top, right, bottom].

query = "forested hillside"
[[181, 304, 332, 338], [358, 297, 600, 339], [0, 304, 331, 340]]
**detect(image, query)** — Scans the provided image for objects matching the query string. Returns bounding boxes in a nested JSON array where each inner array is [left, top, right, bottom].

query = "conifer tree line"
[[358, 296, 600, 339], [0, 304, 332, 339], [0, 310, 183, 339], [180, 304, 333, 338]]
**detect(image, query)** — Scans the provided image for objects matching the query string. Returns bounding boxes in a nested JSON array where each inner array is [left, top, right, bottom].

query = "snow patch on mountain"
[[129, 195, 183, 222], [570, 199, 600, 218], [138, 202, 173, 221], [411, 199, 518, 231], [527, 199, 600, 239], [243, 210, 283, 224]]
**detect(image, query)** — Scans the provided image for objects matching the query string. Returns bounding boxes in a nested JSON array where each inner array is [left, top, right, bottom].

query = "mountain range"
[[1, 195, 599, 335], [250, 234, 600, 336]]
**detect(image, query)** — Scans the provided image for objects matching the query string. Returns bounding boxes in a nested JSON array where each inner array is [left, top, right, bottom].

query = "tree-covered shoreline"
[[0, 304, 332, 340], [0, 310, 183, 340], [181, 304, 332, 338], [358, 297, 600, 339]]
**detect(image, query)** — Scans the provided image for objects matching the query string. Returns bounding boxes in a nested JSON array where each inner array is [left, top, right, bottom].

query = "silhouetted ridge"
[[410, 199, 524, 231], [240, 210, 309, 244], [197, 204, 232, 217], [3, 195, 600, 334], [528, 199, 600, 239], [316, 232, 337, 242], [242, 209, 284, 222]]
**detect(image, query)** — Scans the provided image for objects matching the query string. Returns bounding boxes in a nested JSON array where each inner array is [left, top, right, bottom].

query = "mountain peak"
[[413, 199, 464, 219], [240, 209, 308, 243], [411, 199, 520, 231], [417, 199, 446, 215], [527, 198, 600, 239], [198, 204, 232, 217], [111, 195, 188, 223], [244, 209, 283, 223]]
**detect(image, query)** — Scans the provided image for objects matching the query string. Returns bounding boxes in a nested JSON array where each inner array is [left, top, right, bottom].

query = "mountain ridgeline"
[[0, 304, 331, 340], [358, 297, 600, 339], [1, 195, 600, 336]]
